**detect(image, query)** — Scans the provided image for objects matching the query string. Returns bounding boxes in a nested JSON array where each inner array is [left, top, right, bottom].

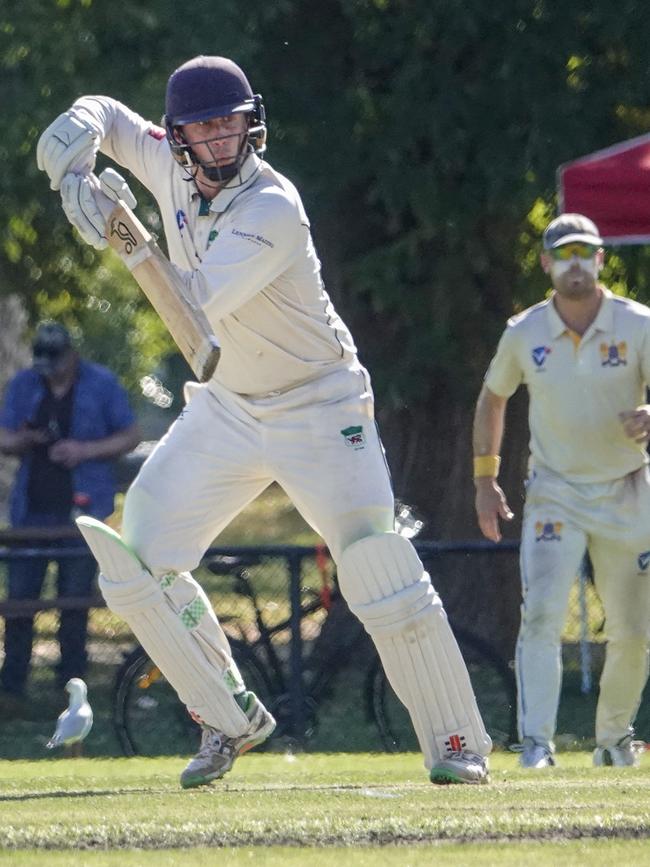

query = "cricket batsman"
[[37, 55, 491, 787]]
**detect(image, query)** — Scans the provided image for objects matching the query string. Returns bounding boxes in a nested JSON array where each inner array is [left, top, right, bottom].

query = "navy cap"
[[32, 322, 72, 375], [543, 214, 603, 249]]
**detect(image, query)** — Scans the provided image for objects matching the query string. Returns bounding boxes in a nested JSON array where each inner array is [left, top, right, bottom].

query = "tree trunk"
[[376, 389, 530, 663]]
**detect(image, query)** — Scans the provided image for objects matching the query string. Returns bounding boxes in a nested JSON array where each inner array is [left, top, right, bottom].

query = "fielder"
[[473, 213, 650, 769], [37, 55, 491, 787]]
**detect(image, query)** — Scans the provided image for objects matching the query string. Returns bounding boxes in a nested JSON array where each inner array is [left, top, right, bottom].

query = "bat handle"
[[196, 337, 221, 382]]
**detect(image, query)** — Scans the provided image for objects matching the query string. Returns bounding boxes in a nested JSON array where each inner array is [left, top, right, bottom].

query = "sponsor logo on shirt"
[[231, 228, 274, 248], [535, 520, 563, 541], [532, 345, 552, 369], [600, 340, 627, 366], [341, 425, 366, 450]]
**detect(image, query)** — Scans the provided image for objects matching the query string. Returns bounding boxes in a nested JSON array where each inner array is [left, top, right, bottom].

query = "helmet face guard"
[[163, 56, 267, 185], [165, 95, 266, 183]]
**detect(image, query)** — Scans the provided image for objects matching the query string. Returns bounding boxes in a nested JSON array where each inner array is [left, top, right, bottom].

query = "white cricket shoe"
[[429, 750, 490, 785], [593, 736, 645, 768], [180, 693, 276, 789], [519, 741, 555, 769]]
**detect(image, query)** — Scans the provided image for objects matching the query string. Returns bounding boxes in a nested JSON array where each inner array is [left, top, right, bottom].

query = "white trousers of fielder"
[[518, 465, 650, 750]]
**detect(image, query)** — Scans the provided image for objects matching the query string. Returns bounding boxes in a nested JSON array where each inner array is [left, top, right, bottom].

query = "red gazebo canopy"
[[558, 133, 650, 245]]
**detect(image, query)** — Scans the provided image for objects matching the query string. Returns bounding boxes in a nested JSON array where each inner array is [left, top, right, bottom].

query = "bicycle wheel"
[[114, 639, 273, 757], [368, 625, 517, 752]]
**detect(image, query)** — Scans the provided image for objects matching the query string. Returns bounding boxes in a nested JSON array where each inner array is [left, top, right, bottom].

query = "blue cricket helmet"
[[165, 56, 256, 125], [163, 56, 266, 180]]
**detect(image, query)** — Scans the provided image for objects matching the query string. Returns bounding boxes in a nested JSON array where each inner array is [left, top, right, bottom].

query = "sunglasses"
[[549, 243, 600, 261], [33, 347, 66, 359]]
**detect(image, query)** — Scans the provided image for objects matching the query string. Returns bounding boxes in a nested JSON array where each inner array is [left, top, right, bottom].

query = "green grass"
[[2, 752, 650, 864], [3, 841, 650, 867]]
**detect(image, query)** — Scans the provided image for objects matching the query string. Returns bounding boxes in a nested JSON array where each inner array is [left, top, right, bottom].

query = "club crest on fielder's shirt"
[[638, 551, 650, 573], [341, 425, 366, 450], [532, 345, 552, 368], [535, 520, 563, 542], [600, 340, 627, 366]]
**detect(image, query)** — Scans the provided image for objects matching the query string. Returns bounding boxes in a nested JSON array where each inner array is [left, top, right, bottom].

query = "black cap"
[[32, 322, 72, 375], [543, 213, 603, 250]]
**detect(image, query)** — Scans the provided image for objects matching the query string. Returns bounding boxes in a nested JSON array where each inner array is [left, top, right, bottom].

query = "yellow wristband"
[[473, 455, 501, 479]]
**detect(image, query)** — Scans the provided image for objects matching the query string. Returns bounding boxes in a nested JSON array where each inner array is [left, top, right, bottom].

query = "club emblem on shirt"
[[176, 210, 187, 233], [532, 346, 552, 368], [600, 341, 627, 366], [341, 425, 366, 450], [535, 520, 563, 541], [638, 551, 650, 573]]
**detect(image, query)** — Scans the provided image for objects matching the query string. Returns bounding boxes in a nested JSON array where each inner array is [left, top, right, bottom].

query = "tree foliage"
[[3, 0, 650, 525]]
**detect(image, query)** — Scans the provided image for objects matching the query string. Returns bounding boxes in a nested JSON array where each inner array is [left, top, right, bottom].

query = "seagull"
[[46, 678, 93, 750]]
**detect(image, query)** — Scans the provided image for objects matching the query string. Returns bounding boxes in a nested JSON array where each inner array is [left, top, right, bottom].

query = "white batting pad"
[[338, 532, 491, 768], [76, 517, 251, 735]]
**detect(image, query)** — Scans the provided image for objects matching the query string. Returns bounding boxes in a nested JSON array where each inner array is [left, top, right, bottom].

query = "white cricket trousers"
[[122, 365, 395, 572], [517, 465, 650, 750]]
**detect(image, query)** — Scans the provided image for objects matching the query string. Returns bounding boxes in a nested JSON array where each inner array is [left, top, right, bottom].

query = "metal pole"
[[287, 550, 306, 744], [579, 555, 593, 694]]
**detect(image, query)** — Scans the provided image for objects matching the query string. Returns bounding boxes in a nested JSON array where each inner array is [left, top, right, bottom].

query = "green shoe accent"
[[429, 768, 464, 785]]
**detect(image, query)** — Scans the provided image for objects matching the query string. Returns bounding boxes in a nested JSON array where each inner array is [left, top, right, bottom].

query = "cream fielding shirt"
[[485, 288, 650, 483], [72, 97, 358, 396]]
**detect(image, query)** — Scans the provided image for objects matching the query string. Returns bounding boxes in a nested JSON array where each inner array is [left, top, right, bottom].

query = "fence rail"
[[0, 533, 612, 758]]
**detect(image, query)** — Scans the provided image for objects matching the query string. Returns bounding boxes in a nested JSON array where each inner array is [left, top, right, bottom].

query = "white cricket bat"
[[106, 201, 220, 382]]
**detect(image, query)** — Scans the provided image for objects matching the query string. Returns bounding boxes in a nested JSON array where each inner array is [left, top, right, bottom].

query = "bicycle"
[[113, 549, 517, 756]]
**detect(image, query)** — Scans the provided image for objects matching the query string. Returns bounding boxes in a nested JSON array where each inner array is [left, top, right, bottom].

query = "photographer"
[[0, 321, 140, 701]]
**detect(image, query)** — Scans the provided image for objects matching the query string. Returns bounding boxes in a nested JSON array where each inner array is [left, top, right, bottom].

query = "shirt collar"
[[192, 154, 263, 215], [545, 286, 614, 339]]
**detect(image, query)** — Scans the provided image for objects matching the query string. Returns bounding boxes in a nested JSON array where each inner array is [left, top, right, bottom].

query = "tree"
[[4, 0, 650, 650]]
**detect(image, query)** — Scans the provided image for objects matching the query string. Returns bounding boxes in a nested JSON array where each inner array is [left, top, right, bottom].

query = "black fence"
[[0, 532, 610, 759]]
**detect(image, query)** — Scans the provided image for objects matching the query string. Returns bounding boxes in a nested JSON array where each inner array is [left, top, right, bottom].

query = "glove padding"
[[37, 110, 100, 191], [60, 168, 137, 250]]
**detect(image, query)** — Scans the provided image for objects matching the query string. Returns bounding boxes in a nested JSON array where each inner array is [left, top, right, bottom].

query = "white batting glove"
[[37, 110, 100, 191], [60, 168, 137, 250]]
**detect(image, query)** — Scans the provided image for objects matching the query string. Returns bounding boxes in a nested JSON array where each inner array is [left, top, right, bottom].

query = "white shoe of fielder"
[[593, 736, 645, 768], [519, 740, 555, 769], [180, 692, 276, 789], [429, 750, 490, 785]]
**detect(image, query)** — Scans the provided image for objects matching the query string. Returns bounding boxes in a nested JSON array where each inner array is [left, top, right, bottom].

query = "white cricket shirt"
[[73, 97, 358, 396], [485, 289, 650, 482]]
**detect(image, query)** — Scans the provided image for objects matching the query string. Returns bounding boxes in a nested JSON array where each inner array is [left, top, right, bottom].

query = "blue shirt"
[[0, 360, 136, 525]]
